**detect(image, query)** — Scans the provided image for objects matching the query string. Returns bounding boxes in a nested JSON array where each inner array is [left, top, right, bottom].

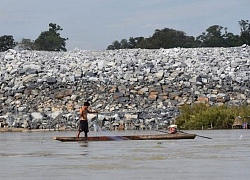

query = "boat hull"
[[53, 133, 196, 142]]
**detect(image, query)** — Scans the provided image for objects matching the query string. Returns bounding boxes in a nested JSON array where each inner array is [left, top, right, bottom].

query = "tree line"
[[107, 19, 250, 50], [0, 23, 68, 52], [0, 20, 249, 52]]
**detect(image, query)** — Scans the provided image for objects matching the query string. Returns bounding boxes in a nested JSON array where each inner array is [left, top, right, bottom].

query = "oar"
[[179, 130, 212, 139], [158, 130, 212, 139]]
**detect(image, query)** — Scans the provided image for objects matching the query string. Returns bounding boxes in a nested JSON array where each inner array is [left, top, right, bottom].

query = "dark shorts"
[[79, 120, 89, 133]]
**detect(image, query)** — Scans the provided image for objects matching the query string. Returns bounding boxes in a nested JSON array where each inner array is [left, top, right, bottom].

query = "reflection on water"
[[78, 141, 89, 156], [0, 130, 250, 180], [78, 141, 89, 148]]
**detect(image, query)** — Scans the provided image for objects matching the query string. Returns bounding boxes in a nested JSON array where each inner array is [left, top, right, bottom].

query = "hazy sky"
[[0, 0, 249, 50]]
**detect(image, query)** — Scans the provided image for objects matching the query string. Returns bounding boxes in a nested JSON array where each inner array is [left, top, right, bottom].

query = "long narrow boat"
[[53, 133, 196, 142]]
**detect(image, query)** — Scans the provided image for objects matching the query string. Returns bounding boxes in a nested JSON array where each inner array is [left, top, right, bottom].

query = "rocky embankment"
[[0, 45, 249, 130]]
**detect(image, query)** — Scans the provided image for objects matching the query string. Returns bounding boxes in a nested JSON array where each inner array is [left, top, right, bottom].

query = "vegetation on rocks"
[[0, 35, 16, 52], [176, 103, 250, 130], [0, 20, 249, 52], [107, 19, 250, 50], [0, 23, 68, 52]]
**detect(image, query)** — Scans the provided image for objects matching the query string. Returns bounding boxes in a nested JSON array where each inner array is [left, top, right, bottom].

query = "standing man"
[[76, 101, 98, 138]]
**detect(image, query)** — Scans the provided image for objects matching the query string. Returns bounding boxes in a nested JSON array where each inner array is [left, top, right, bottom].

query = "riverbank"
[[0, 45, 249, 130]]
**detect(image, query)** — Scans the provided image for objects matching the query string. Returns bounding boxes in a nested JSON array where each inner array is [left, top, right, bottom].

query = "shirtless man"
[[76, 101, 98, 138]]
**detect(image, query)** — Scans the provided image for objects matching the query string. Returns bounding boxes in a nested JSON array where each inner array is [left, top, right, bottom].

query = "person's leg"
[[77, 121, 84, 138], [76, 131, 81, 138], [83, 121, 88, 138], [84, 131, 88, 138]]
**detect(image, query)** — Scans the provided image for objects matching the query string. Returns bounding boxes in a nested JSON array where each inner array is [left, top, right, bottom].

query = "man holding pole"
[[76, 101, 98, 138]]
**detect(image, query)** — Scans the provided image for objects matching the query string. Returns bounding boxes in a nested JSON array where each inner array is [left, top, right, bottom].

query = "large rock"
[[0, 45, 249, 129]]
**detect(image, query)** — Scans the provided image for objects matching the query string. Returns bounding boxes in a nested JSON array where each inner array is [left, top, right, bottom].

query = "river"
[[0, 129, 249, 180]]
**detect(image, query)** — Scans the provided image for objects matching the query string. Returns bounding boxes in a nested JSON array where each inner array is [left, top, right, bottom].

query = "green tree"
[[120, 39, 129, 49], [132, 37, 145, 48], [128, 37, 136, 48], [17, 38, 36, 50], [239, 19, 250, 45], [223, 27, 242, 47], [136, 37, 154, 49], [107, 28, 197, 50], [107, 21, 247, 49], [107, 40, 121, 50], [196, 25, 225, 47], [138, 28, 197, 49], [0, 35, 17, 52], [34, 23, 68, 51], [197, 25, 242, 47]]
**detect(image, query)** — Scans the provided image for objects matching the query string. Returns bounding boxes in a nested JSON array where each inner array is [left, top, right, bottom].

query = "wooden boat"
[[53, 133, 196, 142]]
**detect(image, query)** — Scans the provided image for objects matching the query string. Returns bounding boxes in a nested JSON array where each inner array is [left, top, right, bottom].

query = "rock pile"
[[0, 45, 249, 130]]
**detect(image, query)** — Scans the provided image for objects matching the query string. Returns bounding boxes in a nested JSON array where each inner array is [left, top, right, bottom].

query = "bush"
[[175, 103, 249, 130]]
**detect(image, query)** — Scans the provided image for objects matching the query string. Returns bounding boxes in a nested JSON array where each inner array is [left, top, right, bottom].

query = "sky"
[[0, 0, 249, 51]]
